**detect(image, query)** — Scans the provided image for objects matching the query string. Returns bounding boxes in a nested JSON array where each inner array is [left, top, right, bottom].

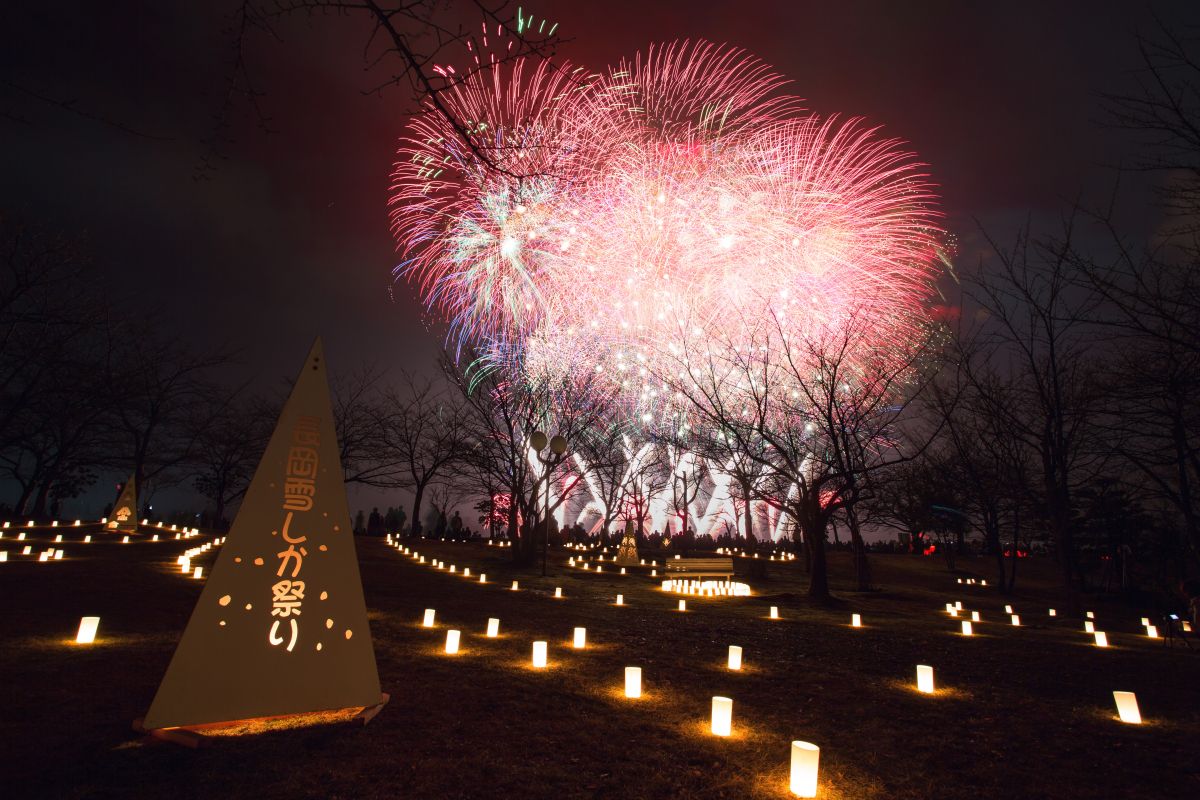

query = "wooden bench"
[[663, 557, 735, 580]]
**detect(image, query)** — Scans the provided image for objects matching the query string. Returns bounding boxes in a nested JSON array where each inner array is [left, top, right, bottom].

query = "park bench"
[[663, 557, 735, 580]]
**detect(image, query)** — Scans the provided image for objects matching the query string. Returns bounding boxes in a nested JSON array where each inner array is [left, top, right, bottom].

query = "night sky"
[[2, 0, 1196, 514]]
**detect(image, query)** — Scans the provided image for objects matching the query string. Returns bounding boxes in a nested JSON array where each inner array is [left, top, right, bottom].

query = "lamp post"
[[530, 430, 568, 577]]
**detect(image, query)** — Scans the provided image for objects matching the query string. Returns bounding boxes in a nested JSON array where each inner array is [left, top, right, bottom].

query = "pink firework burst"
[[390, 40, 944, 420]]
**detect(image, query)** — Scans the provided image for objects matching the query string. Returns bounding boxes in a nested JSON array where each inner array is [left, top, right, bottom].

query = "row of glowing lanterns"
[[944, 601, 1186, 642], [0, 523, 205, 563], [175, 538, 225, 580], [422, 607, 823, 796]]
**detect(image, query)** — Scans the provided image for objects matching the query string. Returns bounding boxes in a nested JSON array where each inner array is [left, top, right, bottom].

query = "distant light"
[[770, 606, 779, 619], [625, 666, 641, 698], [916, 665, 935, 694], [423, 608, 436, 627], [444, 629, 461, 654], [961, 621, 973, 636], [851, 613, 862, 628], [1113, 691, 1142, 724], [75, 616, 100, 644], [789, 741, 820, 797], [728, 645, 743, 670], [532, 640, 547, 668], [573, 627, 587, 648], [710, 696, 733, 736], [486, 618, 499, 637]]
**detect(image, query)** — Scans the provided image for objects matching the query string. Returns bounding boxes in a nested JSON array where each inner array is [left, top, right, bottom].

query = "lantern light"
[[122, 536, 130, 543], [1011, 614, 1021, 626], [0, 552, 6, 562], [616, 594, 624, 605], [678, 599, 686, 612], [1113, 691, 1142, 724], [192, 566, 203, 579], [710, 696, 733, 736], [54, 549, 63, 560], [573, 627, 587, 648], [422, 608, 436, 627], [1094, 631, 1109, 647], [955, 601, 963, 610], [1005, 605, 1013, 614], [479, 573, 486, 583], [1049, 608, 1057, 616], [916, 664, 935, 693], [1146, 625, 1159, 638], [770, 606, 779, 619], [22, 545, 31, 555], [971, 611, 981, 622], [444, 629, 460, 654], [532, 640, 547, 668], [625, 666, 642, 698], [554, 587, 563, 598], [486, 618, 500, 637], [789, 741, 820, 798], [180, 557, 190, 574], [1086, 611, 1095, 619], [511, 580, 519, 591], [961, 620, 973, 636], [728, 645, 743, 670], [851, 613, 862, 627], [75, 616, 100, 644], [1084, 621, 1095, 634], [83, 535, 91, 543], [1140, 617, 1150, 627]]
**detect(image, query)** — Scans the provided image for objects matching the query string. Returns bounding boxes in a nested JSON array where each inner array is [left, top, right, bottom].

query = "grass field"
[[1, 528, 1196, 799]]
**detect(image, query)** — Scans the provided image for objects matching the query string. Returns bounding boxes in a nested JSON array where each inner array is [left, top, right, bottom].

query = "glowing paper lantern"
[[445, 629, 461, 654], [1084, 621, 1095, 634], [678, 600, 687, 612], [479, 573, 487, 583], [1004, 605, 1013, 614], [616, 594, 624, 605], [76, 616, 100, 644], [0, 552, 6, 562], [1086, 611, 1095, 619], [789, 740, 820, 797], [1094, 631, 1108, 647], [486, 618, 500, 637], [961, 621, 973, 636], [1113, 691, 1142, 724], [554, 587, 563, 598], [422, 608, 436, 627], [532, 640, 547, 668], [851, 613, 862, 627], [710, 696, 733, 736], [728, 645, 743, 670], [1011, 615, 1021, 626], [180, 557, 190, 574], [770, 606, 779, 619], [511, 581, 519, 591], [54, 534, 62, 542], [625, 666, 641, 698], [971, 611, 980, 622], [955, 601, 963, 610], [192, 566, 203, 579], [22, 545, 31, 555], [1140, 617, 1150, 627], [1049, 608, 1057, 616], [573, 627, 587, 648], [1146, 625, 1159, 638], [122, 536, 130, 544], [38, 551, 49, 562], [916, 665, 934, 693]]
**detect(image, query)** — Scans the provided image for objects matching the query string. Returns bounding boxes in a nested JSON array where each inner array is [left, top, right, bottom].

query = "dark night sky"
[[2, 0, 1196, 515]]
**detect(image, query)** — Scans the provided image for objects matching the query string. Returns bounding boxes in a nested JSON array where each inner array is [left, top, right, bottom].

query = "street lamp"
[[531, 430, 568, 576]]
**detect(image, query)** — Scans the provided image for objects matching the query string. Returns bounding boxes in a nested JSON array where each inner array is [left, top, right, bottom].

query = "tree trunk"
[[845, 507, 870, 592], [801, 502, 829, 601], [410, 481, 426, 538]]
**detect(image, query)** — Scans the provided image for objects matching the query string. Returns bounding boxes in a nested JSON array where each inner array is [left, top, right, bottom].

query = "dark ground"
[[1, 526, 1196, 799]]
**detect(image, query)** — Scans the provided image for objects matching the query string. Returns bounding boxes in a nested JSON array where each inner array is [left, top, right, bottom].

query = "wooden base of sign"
[[132, 693, 390, 748], [355, 692, 390, 725]]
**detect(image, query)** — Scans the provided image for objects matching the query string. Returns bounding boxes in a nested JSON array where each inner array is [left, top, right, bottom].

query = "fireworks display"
[[390, 37, 944, 427]]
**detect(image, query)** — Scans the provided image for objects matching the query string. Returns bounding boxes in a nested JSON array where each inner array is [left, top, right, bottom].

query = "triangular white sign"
[[142, 339, 382, 729]]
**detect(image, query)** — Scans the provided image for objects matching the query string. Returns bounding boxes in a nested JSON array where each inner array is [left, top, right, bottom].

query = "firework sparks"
[[391, 39, 943, 427]]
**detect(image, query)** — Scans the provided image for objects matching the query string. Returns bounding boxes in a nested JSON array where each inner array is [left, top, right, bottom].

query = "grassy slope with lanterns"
[[0, 528, 1197, 800]]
